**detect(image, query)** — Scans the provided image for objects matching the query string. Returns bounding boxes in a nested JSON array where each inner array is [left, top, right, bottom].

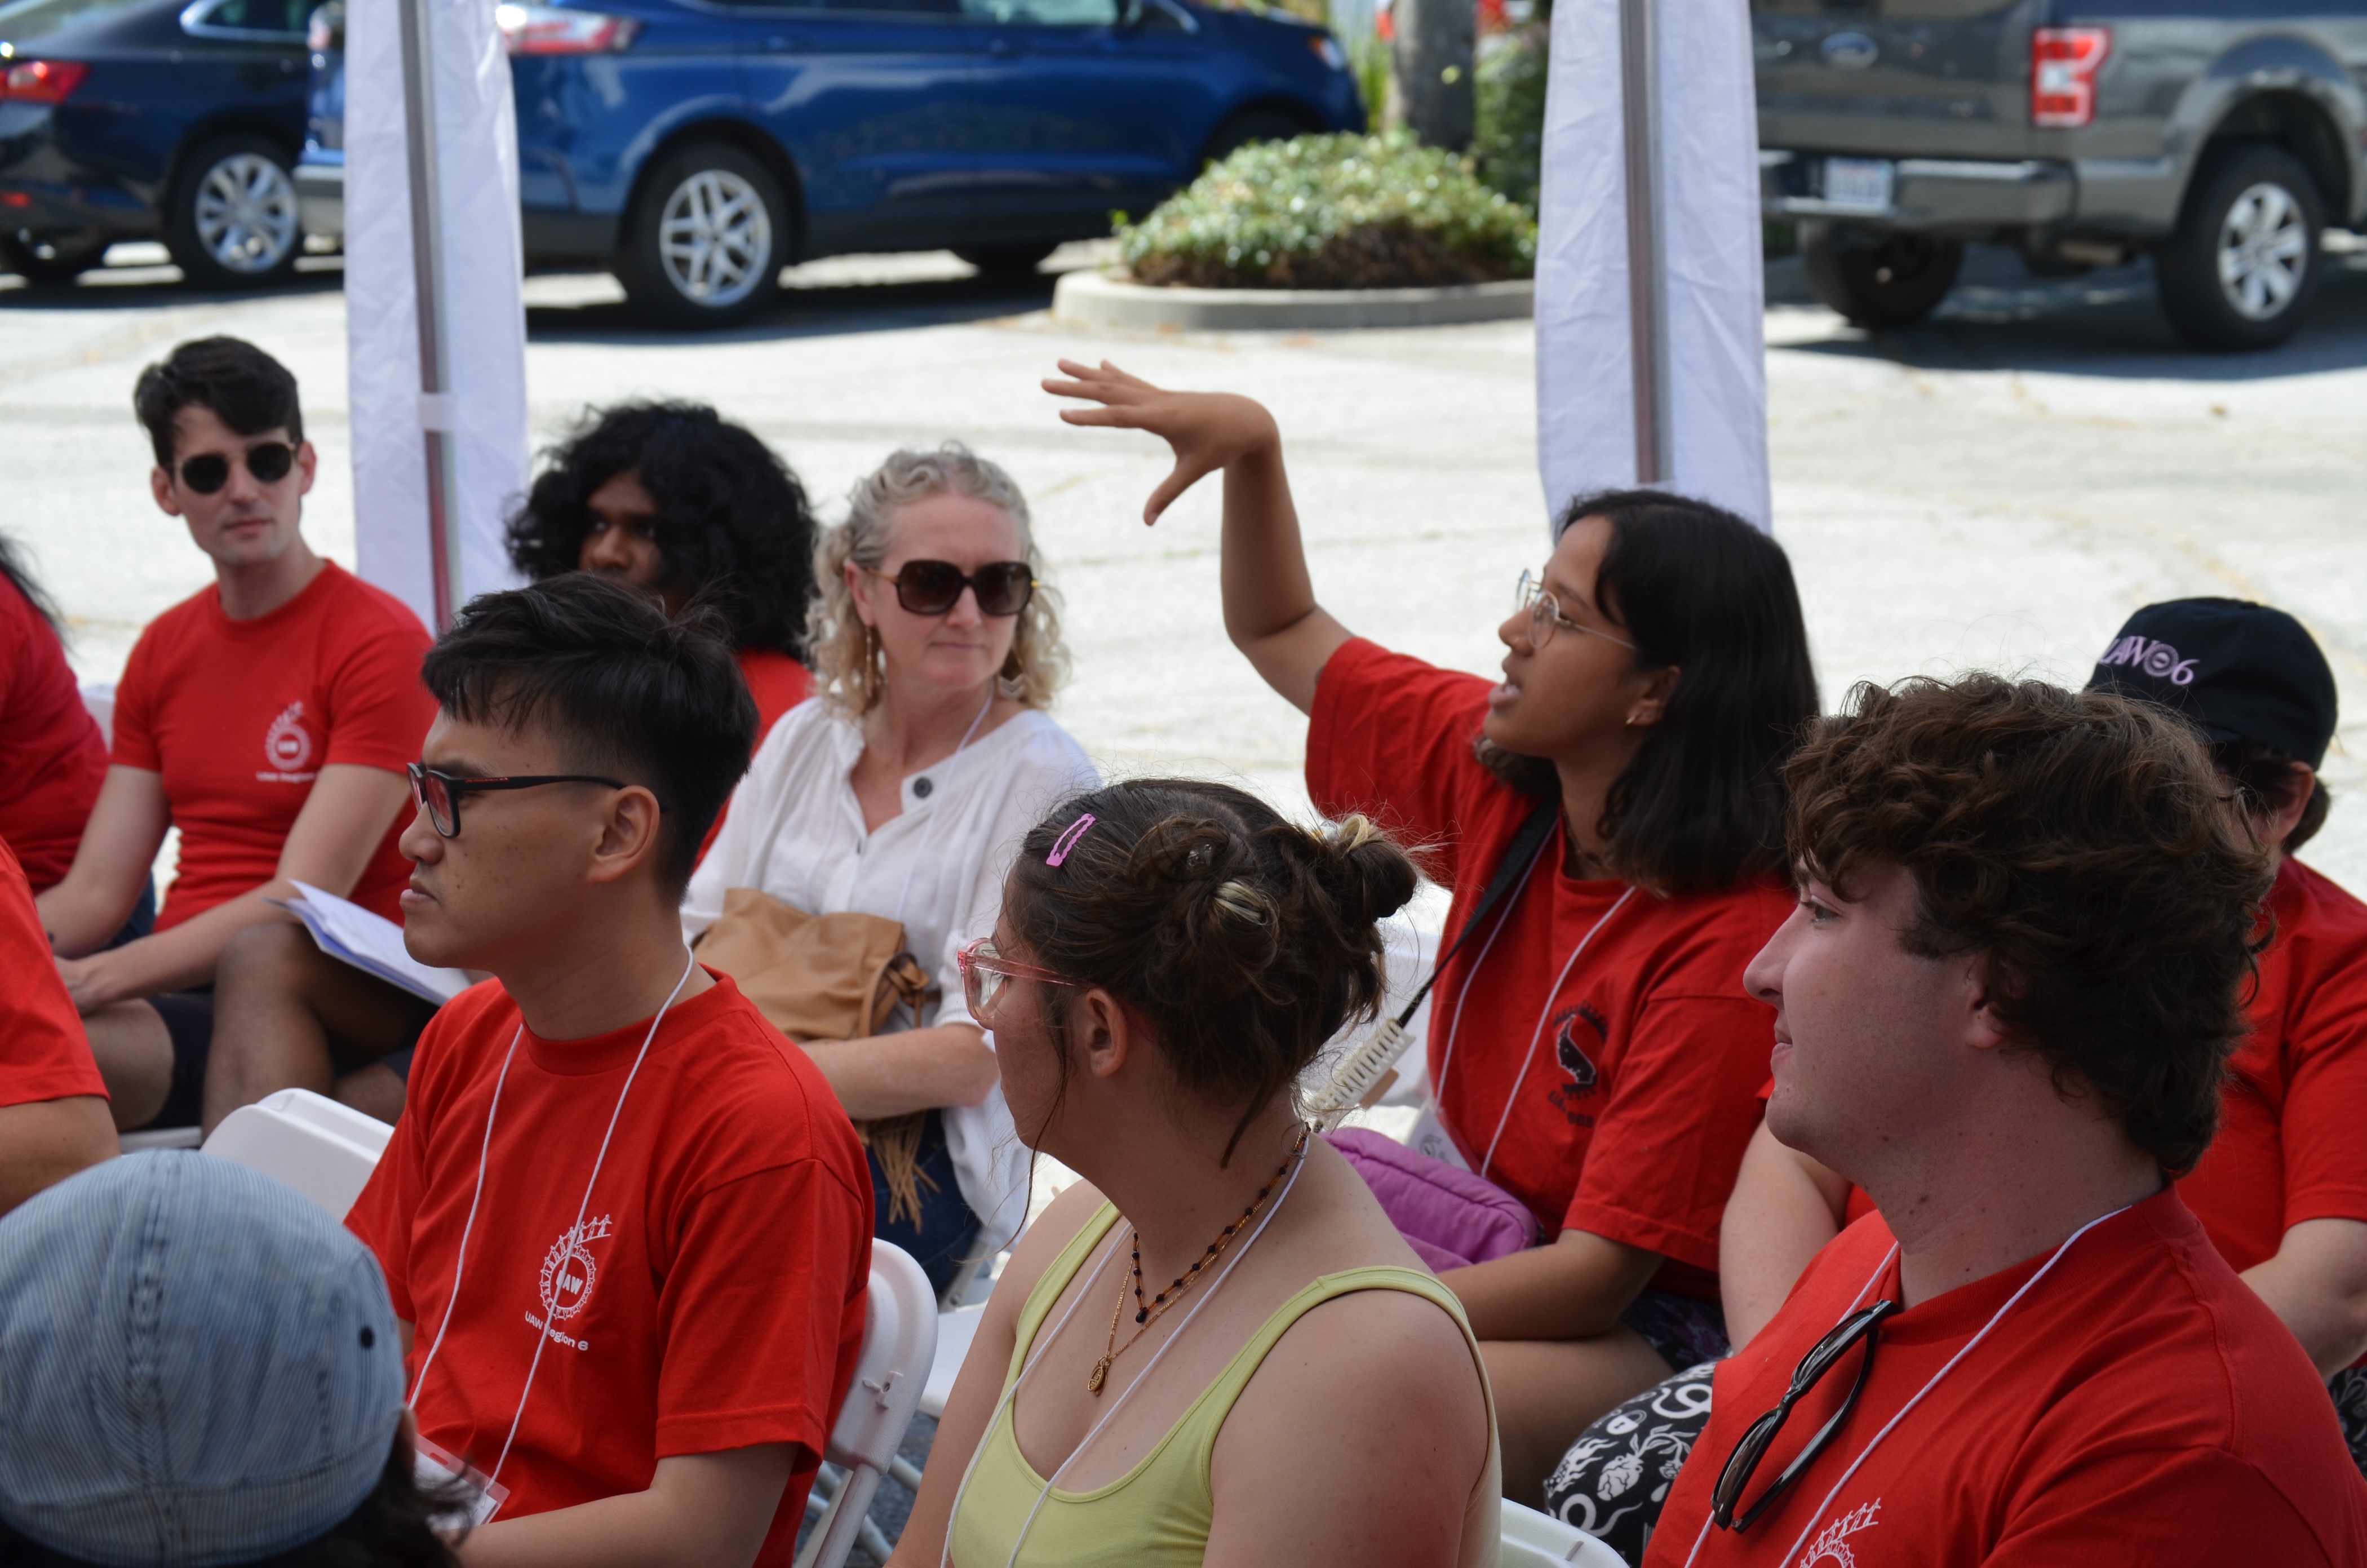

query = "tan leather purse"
[[692, 887, 942, 1227]]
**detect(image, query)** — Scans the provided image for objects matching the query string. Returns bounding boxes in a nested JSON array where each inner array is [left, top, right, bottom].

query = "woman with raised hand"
[[893, 779, 1498, 1568], [1044, 361, 1819, 1504], [682, 444, 1095, 1296]]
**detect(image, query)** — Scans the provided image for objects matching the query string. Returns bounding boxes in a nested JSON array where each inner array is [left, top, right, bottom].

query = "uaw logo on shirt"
[[257, 701, 318, 782], [526, 1215, 614, 1353], [1801, 1500, 1880, 1566], [1545, 1000, 1609, 1128]]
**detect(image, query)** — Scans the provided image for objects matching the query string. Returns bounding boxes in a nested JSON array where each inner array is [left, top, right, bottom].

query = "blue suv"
[[302, 0, 1361, 326]]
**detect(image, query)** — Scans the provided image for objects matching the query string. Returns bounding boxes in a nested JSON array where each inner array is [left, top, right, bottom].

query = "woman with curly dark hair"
[[201, 403, 821, 1135], [504, 400, 821, 744]]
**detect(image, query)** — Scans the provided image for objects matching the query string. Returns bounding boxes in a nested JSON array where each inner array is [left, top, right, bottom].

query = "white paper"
[[346, 0, 530, 626], [282, 882, 469, 1004], [1534, 0, 1771, 533]]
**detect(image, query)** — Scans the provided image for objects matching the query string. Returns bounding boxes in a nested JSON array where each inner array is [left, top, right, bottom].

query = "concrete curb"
[[1052, 269, 1534, 331]]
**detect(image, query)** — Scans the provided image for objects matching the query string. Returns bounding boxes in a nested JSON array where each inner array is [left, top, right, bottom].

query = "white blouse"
[[682, 698, 1098, 1252]]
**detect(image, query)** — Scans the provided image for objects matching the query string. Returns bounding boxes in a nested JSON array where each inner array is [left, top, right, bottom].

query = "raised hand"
[[1041, 360, 1282, 525]]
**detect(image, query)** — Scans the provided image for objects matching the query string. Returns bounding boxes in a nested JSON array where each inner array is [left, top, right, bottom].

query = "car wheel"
[[1200, 108, 1308, 168], [618, 143, 786, 329], [2155, 143, 2324, 353], [1, 230, 107, 285], [165, 135, 303, 289], [954, 243, 1057, 276], [1801, 226, 1962, 330]]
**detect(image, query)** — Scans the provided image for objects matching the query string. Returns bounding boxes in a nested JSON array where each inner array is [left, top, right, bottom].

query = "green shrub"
[[1473, 25, 1548, 211], [1116, 131, 1537, 290]]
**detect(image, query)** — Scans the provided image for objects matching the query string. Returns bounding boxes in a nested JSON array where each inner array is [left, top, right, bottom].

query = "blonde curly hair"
[[807, 443, 1070, 716]]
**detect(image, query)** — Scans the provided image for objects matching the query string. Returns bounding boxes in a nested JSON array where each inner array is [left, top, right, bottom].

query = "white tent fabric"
[[345, 0, 530, 626], [1533, 0, 1771, 532]]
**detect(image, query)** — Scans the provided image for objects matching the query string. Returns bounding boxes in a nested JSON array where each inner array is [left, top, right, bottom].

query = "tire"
[[954, 243, 1058, 276], [2155, 143, 2324, 353], [1, 230, 106, 285], [165, 135, 302, 289], [617, 143, 787, 329], [1801, 225, 1962, 330], [1199, 108, 1309, 168]]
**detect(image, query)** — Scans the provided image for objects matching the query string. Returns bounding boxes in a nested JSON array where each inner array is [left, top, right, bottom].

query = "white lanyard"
[[1424, 821, 1634, 1180], [937, 1142, 1310, 1568], [1678, 1203, 2133, 1568], [406, 949, 701, 1496]]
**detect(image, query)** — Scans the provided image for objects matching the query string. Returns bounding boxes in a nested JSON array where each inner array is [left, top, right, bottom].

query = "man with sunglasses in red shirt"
[[1646, 675, 2366, 1567], [36, 336, 433, 1133]]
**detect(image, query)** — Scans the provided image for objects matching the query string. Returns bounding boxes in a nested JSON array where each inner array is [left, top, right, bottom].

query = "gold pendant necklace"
[[1088, 1126, 1308, 1395]]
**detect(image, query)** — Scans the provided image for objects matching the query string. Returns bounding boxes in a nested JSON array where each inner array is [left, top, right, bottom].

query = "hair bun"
[[1303, 815, 1420, 933]]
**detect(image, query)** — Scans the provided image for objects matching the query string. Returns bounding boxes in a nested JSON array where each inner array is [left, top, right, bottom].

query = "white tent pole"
[[1617, 0, 1669, 486], [397, 0, 463, 631]]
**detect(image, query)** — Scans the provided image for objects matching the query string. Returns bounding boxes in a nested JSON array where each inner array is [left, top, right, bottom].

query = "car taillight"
[[495, 3, 638, 54], [2031, 27, 2108, 129], [0, 60, 89, 104]]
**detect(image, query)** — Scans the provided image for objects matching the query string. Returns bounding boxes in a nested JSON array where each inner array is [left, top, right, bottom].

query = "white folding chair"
[[919, 1301, 986, 1422], [1500, 1500, 1627, 1568], [201, 1087, 392, 1220], [798, 1239, 937, 1568]]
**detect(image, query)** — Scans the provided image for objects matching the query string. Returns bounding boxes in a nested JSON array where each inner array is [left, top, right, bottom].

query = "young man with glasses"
[[344, 573, 871, 1568], [35, 336, 433, 1133], [1645, 676, 2366, 1565]]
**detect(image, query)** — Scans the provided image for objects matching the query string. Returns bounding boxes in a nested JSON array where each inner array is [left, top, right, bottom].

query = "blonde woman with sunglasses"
[[681, 444, 1096, 1292]]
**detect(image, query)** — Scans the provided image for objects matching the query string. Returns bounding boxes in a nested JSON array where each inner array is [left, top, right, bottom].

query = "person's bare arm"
[[1719, 1119, 1852, 1349], [1045, 360, 1350, 716], [0, 1097, 115, 1216], [36, 766, 171, 958], [796, 1023, 999, 1119], [455, 1446, 794, 1568], [52, 764, 413, 1010], [888, 1182, 1110, 1567], [1437, 1228, 1662, 1341], [1203, 1288, 1490, 1568], [2242, 1217, 2367, 1379]]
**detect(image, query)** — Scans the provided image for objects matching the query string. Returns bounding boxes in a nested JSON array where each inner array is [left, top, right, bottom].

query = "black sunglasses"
[[178, 441, 297, 495], [867, 560, 1035, 618], [1711, 1298, 1900, 1533], [407, 763, 628, 840]]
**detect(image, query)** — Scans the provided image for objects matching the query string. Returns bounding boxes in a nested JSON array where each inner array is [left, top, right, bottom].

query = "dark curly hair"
[[1785, 675, 2272, 1172], [1477, 488, 1818, 894], [503, 402, 818, 656], [1004, 780, 1419, 1162], [0, 1428, 464, 1568]]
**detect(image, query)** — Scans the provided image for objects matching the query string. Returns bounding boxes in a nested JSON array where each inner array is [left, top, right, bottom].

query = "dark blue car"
[[302, 0, 1361, 325], [0, 0, 312, 285]]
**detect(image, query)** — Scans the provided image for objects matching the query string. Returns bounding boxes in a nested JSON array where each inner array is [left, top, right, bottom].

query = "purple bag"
[[1327, 1127, 1540, 1273]]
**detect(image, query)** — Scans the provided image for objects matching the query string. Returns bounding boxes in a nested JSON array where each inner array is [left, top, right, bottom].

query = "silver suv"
[[1756, 0, 2367, 349]]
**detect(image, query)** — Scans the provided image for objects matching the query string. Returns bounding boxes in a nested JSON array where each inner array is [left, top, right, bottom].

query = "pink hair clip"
[[1046, 813, 1097, 867]]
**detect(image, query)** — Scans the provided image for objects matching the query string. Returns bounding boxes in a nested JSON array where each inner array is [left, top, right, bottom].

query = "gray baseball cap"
[[0, 1152, 405, 1567]]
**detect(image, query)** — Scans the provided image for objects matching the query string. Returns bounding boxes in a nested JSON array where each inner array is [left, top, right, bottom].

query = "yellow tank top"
[[945, 1203, 1502, 1568]]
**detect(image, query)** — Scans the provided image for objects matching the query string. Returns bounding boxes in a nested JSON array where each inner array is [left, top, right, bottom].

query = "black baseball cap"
[[2085, 597, 2337, 768]]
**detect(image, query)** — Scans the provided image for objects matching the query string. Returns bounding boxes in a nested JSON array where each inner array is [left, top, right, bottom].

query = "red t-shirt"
[[112, 562, 433, 928], [1307, 639, 1790, 1298], [347, 970, 871, 1562], [696, 649, 813, 867], [1649, 1189, 2367, 1566], [0, 575, 107, 890], [0, 836, 105, 1108]]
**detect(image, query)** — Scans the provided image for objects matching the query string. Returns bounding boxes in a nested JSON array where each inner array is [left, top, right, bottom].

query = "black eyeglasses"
[[177, 441, 297, 495], [1711, 1298, 1900, 1533], [407, 763, 629, 840], [866, 560, 1035, 618]]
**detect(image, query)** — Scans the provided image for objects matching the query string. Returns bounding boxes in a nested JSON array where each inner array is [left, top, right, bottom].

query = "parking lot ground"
[[8, 237, 2367, 895]]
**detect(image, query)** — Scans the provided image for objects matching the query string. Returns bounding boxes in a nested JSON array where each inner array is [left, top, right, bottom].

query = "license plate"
[[1823, 156, 1895, 211]]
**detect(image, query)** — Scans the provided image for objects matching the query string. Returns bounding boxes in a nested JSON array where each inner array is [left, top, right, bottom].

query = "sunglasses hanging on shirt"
[[177, 441, 298, 494], [867, 560, 1036, 618]]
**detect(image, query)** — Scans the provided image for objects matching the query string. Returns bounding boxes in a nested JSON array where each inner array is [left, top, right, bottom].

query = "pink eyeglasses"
[[955, 938, 1081, 1022]]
